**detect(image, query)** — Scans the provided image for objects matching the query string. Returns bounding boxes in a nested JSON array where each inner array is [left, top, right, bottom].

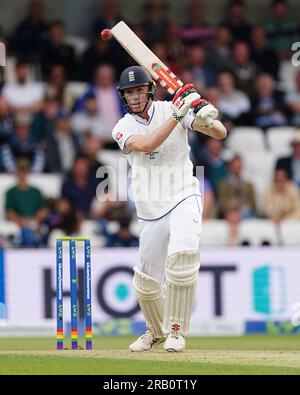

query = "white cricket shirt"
[[112, 101, 201, 220]]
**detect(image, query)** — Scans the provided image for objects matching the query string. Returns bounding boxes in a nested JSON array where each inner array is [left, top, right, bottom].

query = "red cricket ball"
[[101, 29, 112, 41]]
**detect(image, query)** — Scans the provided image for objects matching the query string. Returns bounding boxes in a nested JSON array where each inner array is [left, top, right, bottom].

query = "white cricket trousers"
[[137, 195, 203, 283]]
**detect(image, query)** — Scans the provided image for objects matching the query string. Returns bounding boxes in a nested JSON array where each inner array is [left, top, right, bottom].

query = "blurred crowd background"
[[0, 0, 300, 248]]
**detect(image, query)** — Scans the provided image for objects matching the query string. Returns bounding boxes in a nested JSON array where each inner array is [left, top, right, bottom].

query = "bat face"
[[110, 21, 182, 94]]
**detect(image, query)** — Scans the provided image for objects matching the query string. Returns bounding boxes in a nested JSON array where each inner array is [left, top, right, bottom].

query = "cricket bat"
[[109, 21, 183, 94]]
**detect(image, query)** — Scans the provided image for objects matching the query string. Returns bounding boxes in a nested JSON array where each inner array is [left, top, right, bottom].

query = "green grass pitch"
[[0, 335, 300, 375]]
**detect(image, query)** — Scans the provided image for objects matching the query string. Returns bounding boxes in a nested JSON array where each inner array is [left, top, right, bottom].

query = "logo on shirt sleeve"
[[115, 132, 123, 141]]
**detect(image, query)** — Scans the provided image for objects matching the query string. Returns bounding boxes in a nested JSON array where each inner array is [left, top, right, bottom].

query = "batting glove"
[[192, 99, 218, 129], [171, 84, 200, 122]]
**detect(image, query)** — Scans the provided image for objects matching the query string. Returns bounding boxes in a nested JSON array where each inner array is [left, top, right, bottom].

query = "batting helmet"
[[117, 66, 156, 113]]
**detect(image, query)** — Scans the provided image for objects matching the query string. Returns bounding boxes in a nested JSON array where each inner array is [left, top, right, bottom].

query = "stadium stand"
[[199, 220, 230, 247], [266, 126, 294, 158], [238, 219, 280, 246], [279, 219, 300, 246]]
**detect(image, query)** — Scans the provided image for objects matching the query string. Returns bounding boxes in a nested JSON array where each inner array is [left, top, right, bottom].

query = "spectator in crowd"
[[45, 64, 75, 111], [0, 32, 6, 92], [166, 23, 186, 71], [30, 96, 60, 142], [55, 210, 82, 238], [1, 114, 45, 173], [286, 71, 300, 127], [61, 154, 101, 218], [0, 66, 4, 94], [276, 131, 300, 188], [181, 0, 216, 47], [201, 138, 228, 193], [186, 44, 216, 91], [91, 0, 124, 36], [206, 87, 222, 108], [46, 199, 83, 245], [151, 42, 179, 75], [217, 153, 256, 218], [155, 84, 170, 102], [82, 135, 108, 177], [40, 197, 71, 244], [201, 178, 216, 219], [230, 41, 257, 94], [131, 24, 146, 43], [265, 168, 300, 223], [92, 189, 132, 224], [250, 25, 279, 80], [142, 1, 169, 46], [80, 35, 128, 81], [0, 96, 14, 147], [71, 94, 112, 145], [179, 69, 202, 94], [264, 0, 300, 59], [206, 26, 232, 73], [76, 65, 125, 127], [217, 70, 251, 127], [42, 20, 76, 80], [5, 159, 45, 247], [224, 202, 242, 246], [10, 0, 49, 61], [106, 215, 139, 247], [86, 0, 130, 78], [45, 109, 81, 173], [251, 73, 288, 130], [2, 60, 44, 115], [223, 0, 252, 42]]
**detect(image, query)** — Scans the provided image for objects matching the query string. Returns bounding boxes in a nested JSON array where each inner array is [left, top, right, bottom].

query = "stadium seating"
[[241, 151, 277, 215], [278, 60, 298, 92], [129, 219, 139, 237], [97, 149, 129, 200], [237, 219, 280, 246], [64, 35, 89, 57], [80, 220, 106, 247], [28, 174, 63, 198], [199, 220, 230, 246], [226, 127, 266, 155], [279, 220, 300, 246], [47, 222, 106, 248], [0, 220, 20, 244], [67, 81, 88, 98], [266, 126, 294, 159], [242, 150, 276, 182]]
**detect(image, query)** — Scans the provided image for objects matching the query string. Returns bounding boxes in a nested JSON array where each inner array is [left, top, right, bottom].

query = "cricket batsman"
[[112, 66, 227, 352]]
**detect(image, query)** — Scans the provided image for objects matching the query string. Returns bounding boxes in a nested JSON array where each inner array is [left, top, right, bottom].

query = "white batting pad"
[[163, 251, 200, 335], [133, 267, 165, 338]]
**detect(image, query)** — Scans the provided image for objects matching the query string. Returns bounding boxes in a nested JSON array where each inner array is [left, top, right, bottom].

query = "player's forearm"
[[146, 117, 179, 151], [193, 119, 227, 140], [126, 117, 178, 152]]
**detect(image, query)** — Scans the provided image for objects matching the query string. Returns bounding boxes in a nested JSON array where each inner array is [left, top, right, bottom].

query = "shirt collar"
[[131, 102, 155, 125]]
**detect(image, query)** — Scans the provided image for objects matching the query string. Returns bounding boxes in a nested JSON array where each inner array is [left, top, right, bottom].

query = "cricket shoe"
[[129, 329, 165, 352], [163, 333, 185, 352]]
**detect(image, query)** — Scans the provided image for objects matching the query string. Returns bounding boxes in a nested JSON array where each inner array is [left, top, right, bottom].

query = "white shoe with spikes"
[[163, 332, 185, 352], [129, 329, 165, 352]]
